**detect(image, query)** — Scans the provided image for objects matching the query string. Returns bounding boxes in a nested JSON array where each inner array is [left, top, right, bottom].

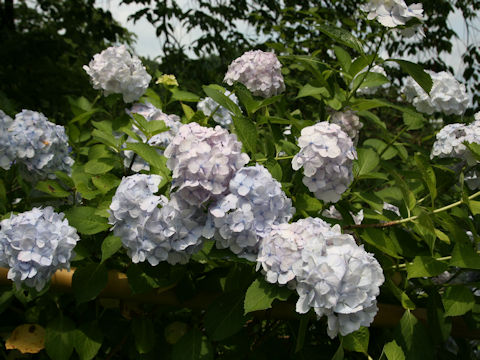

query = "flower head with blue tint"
[[0, 110, 15, 170]]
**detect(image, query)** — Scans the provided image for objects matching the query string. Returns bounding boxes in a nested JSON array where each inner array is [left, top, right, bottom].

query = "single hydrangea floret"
[[197, 90, 239, 127], [403, 71, 469, 115], [224, 50, 285, 98], [83, 45, 152, 103], [8, 110, 74, 179], [329, 110, 363, 145], [208, 164, 294, 261], [0, 207, 80, 291], [360, 0, 424, 28], [164, 123, 250, 206], [0, 110, 15, 170], [124, 102, 181, 172], [292, 122, 357, 203]]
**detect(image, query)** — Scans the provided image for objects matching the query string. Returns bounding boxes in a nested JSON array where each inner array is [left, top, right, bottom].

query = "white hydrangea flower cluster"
[[6, 110, 74, 178], [257, 217, 384, 337], [208, 165, 294, 260], [197, 90, 239, 127], [292, 122, 357, 203], [109, 174, 211, 265], [431, 122, 480, 166], [356, 65, 390, 96], [403, 71, 469, 115], [124, 102, 182, 172], [329, 110, 363, 145], [83, 45, 152, 103], [0, 110, 15, 170], [224, 50, 285, 98], [322, 205, 364, 225], [360, 0, 424, 28], [0, 207, 80, 291], [164, 123, 250, 206]]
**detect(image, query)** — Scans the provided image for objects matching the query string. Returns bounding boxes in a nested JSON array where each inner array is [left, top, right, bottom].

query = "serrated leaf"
[[72, 263, 108, 304], [403, 112, 425, 130], [172, 328, 213, 360], [45, 315, 75, 360], [36, 180, 70, 198], [406, 256, 448, 279], [125, 142, 168, 171], [317, 23, 364, 54], [450, 241, 480, 269], [386, 279, 416, 310], [91, 173, 121, 194], [342, 327, 369, 354], [395, 310, 433, 360], [383, 341, 405, 360], [391, 59, 432, 94], [64, 207, 110, 235], [334, 45, 351, 72], [244, 278, 291, 314], [84, 158, 114, 175], [73, 322, 103, 360], [469, 200, 480, 215], [355, 148, 380, 177], [204, 292, 247, 341], [101, 235, 122, 263], [361, 228, 401, 259], [295, 193, 324, 212], [296, 84, 330, 99], [442, 286, 475, 317], [352, 71, 389, 91], [232, 115, 257, 156]]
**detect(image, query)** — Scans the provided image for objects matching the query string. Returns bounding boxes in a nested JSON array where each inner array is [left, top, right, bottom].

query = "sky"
[[96, 0, 477, 81]]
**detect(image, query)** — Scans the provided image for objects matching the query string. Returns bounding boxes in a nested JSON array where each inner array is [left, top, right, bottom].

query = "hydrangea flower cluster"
[[257, 217, 384, 337], [403, 71, 469, 115], [164, 123, 250, 206], [109, 174, 211, 265], [197, 90, 239, 127], [224, 50, 285, 98], [292, 122, 357, 203], [0, 207, 80, 291], [360, 0, 424, 28], [431, 122, 480, 166], [83, 45, 152, 103], [0, 110, 15, 170], [6, 110, 74, 178], [208, 165, 294, 260], [124, 102, 182, 172], [329, 110, 363, 145]]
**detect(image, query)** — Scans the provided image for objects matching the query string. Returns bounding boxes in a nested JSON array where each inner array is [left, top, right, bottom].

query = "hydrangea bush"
[[1, 1, 480, 359]]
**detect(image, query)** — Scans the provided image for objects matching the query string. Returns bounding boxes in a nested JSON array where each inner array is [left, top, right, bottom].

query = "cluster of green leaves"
[[1, 13, 480, 360]]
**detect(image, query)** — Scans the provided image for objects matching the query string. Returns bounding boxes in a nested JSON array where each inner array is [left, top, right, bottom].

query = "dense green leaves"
[[442, 286, 475, 317], [101, 235, 122, 263], [406, 256, 448, 279], [72, 263, 108, 304], [45, 315, 76, 360], [64, 207, 110, 235], [172, 328, 213, 360], [342, 327, 369, 354], [204, 292, 247, 341], [244, 278, 291, 314], [73, 322, 103, 360]]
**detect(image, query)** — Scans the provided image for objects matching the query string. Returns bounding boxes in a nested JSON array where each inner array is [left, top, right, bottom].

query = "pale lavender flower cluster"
[[0, 207, 80, 291], [431, 122, 480, 166], [197, 90, 239, 127], [0, 110, 15, 170], [403, 71, 469, 115], [83, 45, 151, 103], [360, 0, 424, 28], [208, 165, 294, 260], [329, 110, 363, 145], [6, 110, 74, 178], [164, 123, 250, 206], [257, 217, 384, 337], [224, 50, 285, 98], [124, 102, 182, 172], [109, 174, 211, 265], [292, 122, 357, 203]]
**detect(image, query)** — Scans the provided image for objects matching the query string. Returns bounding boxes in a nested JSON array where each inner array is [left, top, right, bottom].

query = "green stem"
[[391, 251, 480, 271], [255, 155, 294, 163], [379, 125, 407, 158]]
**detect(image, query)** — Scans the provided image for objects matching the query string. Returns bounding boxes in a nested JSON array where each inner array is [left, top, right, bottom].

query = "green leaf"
[[0, 290, 14, 315], [391, 171, 416, 211], [84, 158, 114, 175], [72, 263, 108, 304], [316, 23, 364, 54], [64, 207, 110, 235], [125, 142, 169, 171], [36, 180, 71, 198], [414, 154, 437, 204], [234, 82, 259, 115], [204, 292, 247, 341], [73, 322, 103, 360], [181, 103, 195, 120], [386, 279, 416, 310], [232, 115, 257, 155], [334, 45, 352, 72], [352, 71, 389, 91], [406, 256, 448, 279], [132, 318, 155, 354], [172, 328, 213, 360], [101, 235, 122, 263], [442, 286, 475, 317], [342, 327, 369, 354], [383, 341, 405, 360], [91, 173, 121, 194], [361, 228, 401, 259], [390, 59, 433, 94], [244, 278, 291, 314], [126, 263, 173, 294], [331, 345, 344, 360], [296, 84, 330, 99], [295, 193, 324, 212], [45, 315, 75, 360], [403, 112, 425, 130], [395, 310, 433, 360], [202, 85, 242, 117], [170, 89, 200, 102], [466, 142, 480, 162], [450, 241, 480, 269], [468, 200, 480, 215], [355, 148, 380, 177]]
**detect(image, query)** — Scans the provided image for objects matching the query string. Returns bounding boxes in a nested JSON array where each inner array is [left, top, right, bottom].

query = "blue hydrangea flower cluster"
[[0, 207, 80, 291], [0, 110, 15, 170], [208, 164, 294, 260], [197, 90, 239, 127], [224, 50, 285, 98], [124, 102, 182, 172], [164, 122, 250, 206], [4, 110, 74, 178], [109, 174, 212, 265], [257, 217, 384, 338], [292, 122, 357, 203]]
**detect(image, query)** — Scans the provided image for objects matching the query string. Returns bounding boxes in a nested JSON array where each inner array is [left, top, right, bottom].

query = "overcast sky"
[[96, 0, 477, 81]]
